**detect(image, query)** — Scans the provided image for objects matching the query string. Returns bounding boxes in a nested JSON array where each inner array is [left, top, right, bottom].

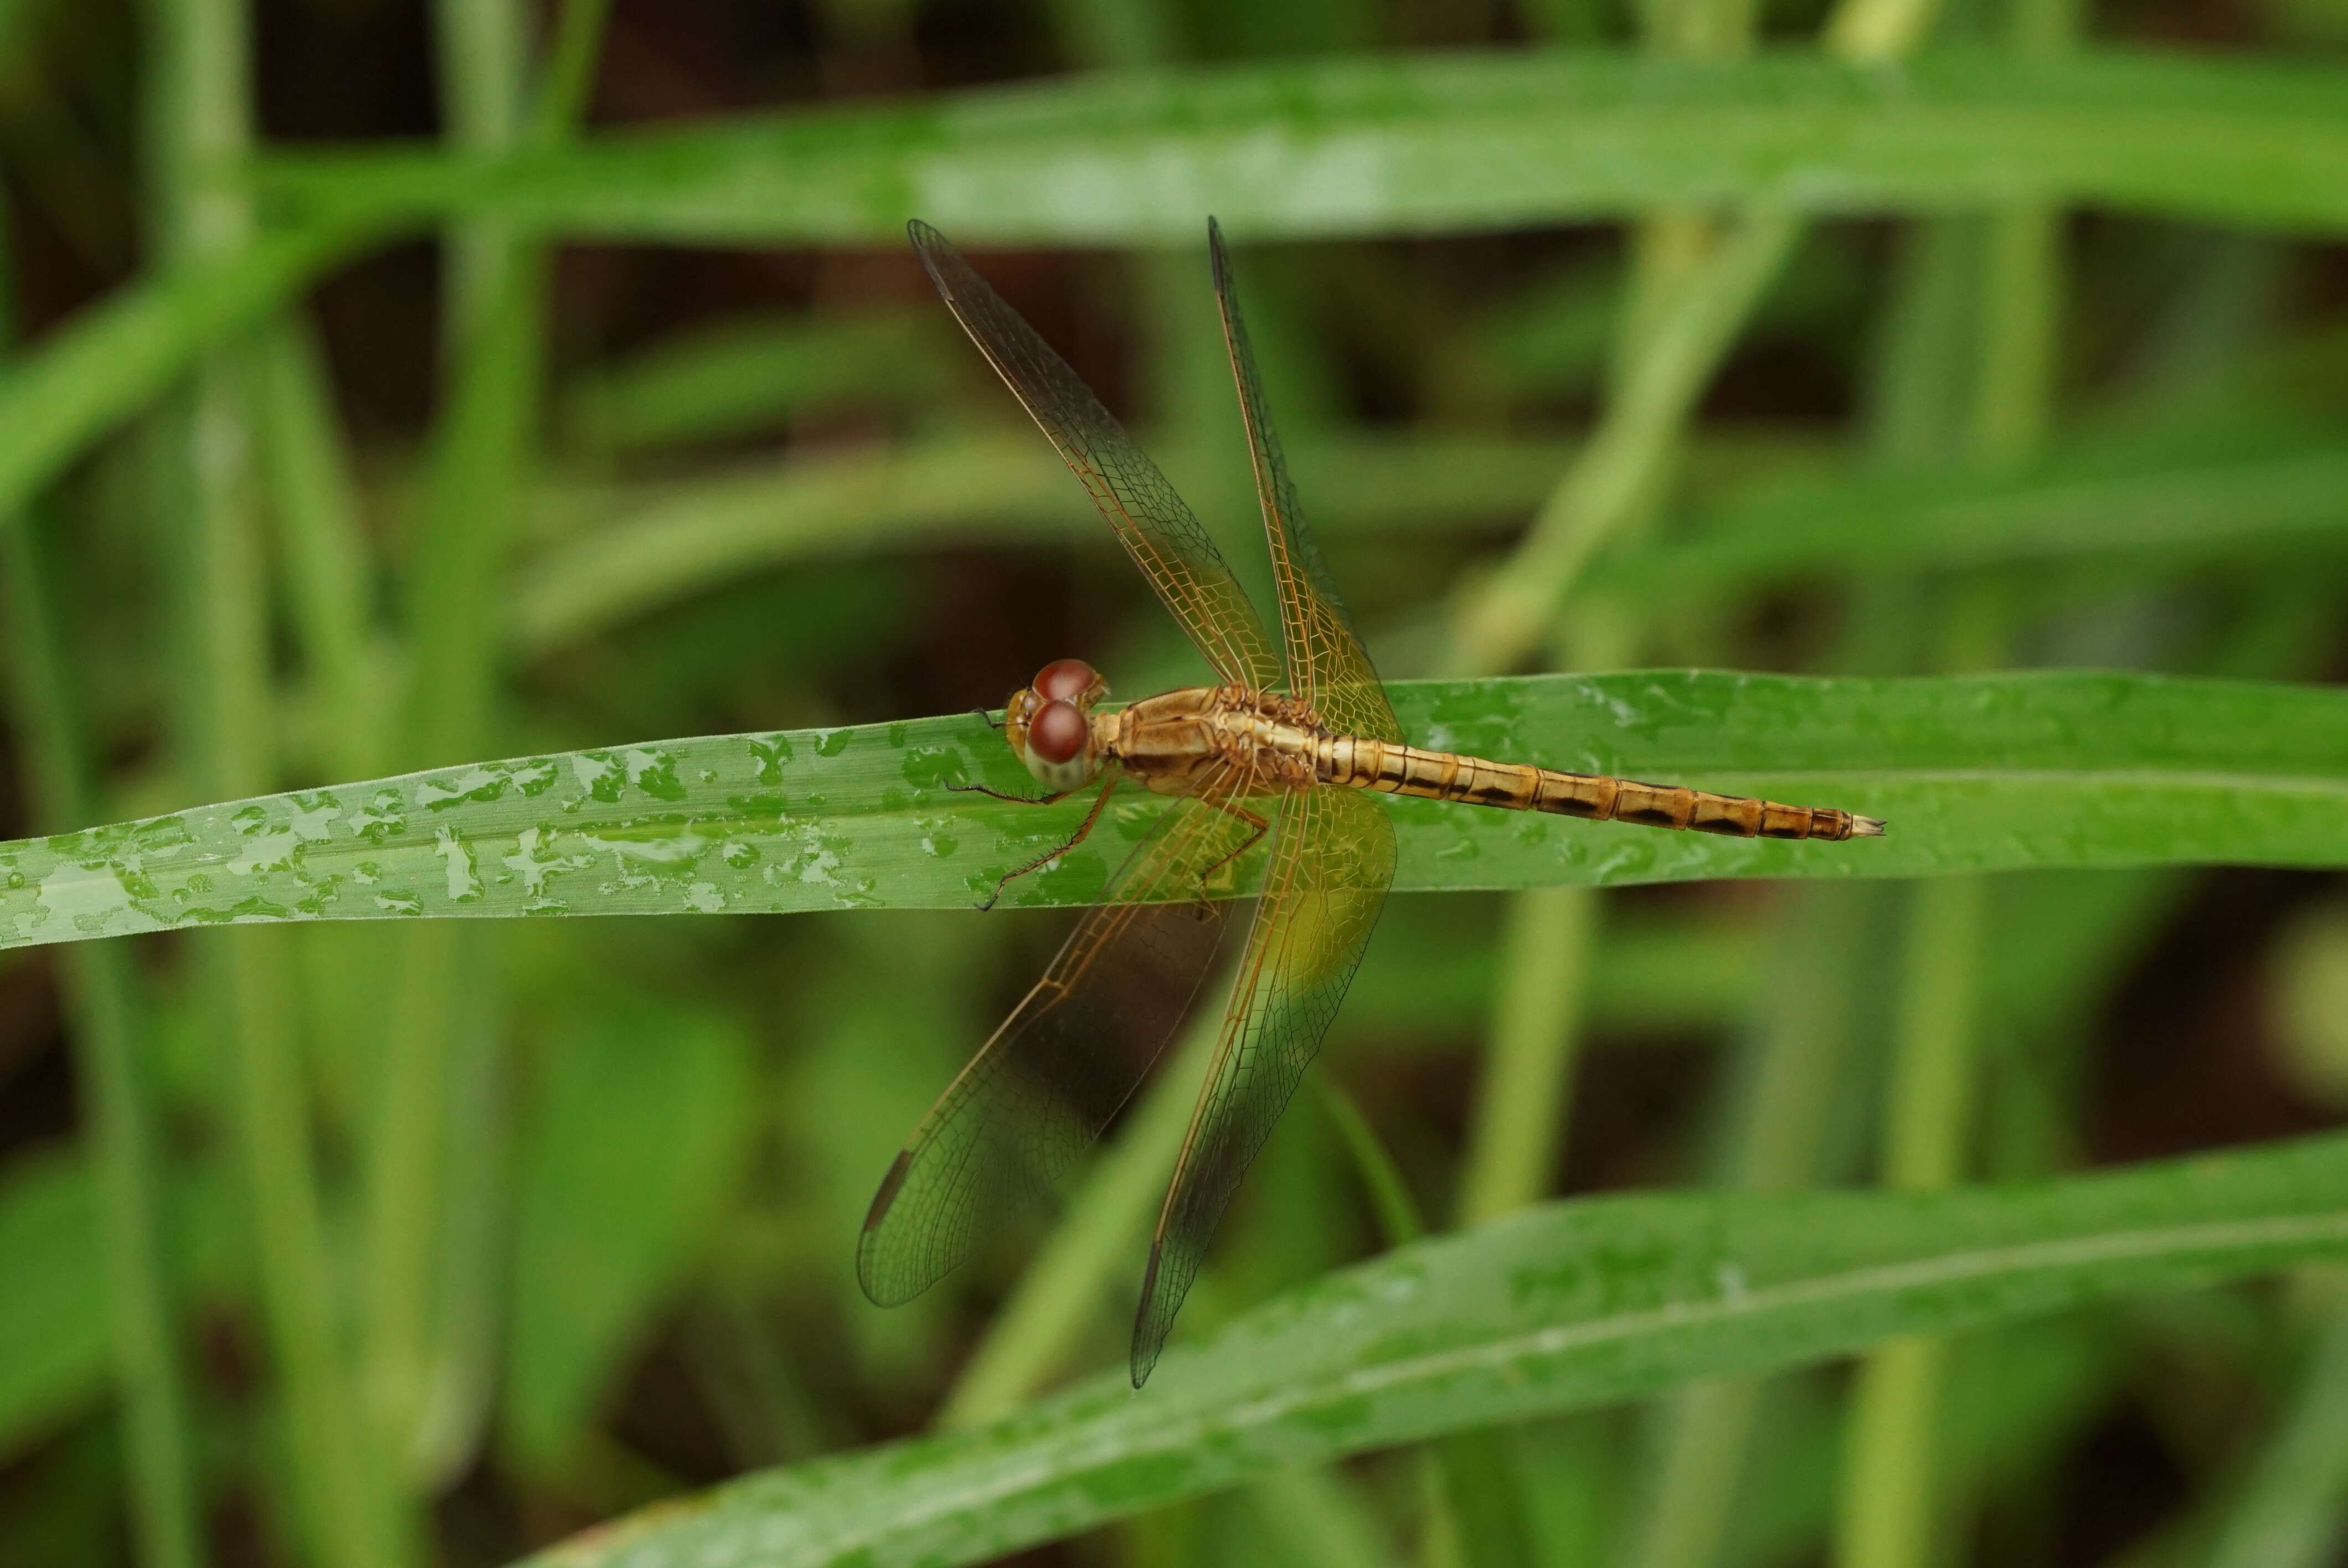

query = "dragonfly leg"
[[1188, 801, 1270, 905], [975, 773, 1120, 911], [949, 781, 1078, 804]]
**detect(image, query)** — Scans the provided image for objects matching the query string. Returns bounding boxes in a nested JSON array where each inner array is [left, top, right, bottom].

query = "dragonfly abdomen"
[[1320, 736, 1883, 842]]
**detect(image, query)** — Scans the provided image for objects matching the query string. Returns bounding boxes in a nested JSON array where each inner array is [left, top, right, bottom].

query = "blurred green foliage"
[[0, 0, 2342, 1564]]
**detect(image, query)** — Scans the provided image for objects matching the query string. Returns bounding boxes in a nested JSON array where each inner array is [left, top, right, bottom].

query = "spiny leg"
[[950, 781, 1080, 805], [976, 773, 1121, 911], [1188, 799, 1270, 907]]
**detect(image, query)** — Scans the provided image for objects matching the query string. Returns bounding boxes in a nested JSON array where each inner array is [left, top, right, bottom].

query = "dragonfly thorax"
[[1005, 658, 1111, 792]]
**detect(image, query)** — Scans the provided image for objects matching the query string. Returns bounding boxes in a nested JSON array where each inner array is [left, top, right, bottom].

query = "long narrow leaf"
[[522, 1130, 2348, 1568], [0, 669, 2341, 950], [250, 51, 2348, 242]]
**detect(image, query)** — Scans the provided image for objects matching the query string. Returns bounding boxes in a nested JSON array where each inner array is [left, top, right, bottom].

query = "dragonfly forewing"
[[1132, 782, 1396, 1384], [857, 773, 1258, 1307], [907, 221, 1283, 692], [1206, 219, 1404, 749]]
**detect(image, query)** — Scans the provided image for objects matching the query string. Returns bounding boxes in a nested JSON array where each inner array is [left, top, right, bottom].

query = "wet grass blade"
[[0, 668, 2345, 950], [250, 51, 2348, 244], [518, 1130, 2348, 1568]]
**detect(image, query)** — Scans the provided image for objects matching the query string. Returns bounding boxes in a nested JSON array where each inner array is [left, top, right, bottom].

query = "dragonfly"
[[859, 218, 1885, 1388]]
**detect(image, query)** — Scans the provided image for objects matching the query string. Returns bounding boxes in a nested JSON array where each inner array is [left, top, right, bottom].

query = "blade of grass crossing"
[[1450, 780, 1601, 1229], [1531, 3, 1891, 1562], [0, 527, 203, 1568], [145, 0, 394, 1561], [0, 180, 204, 1568], [1836, 870, 1993, 1568], [521, 1132, 2348, 1568], [1620, 881, 1881, 1568], [1435, 207, 1796, 678], [363, 0, 606, 1501], [0, 218, 378, 539], [1330, 1070, 1535, 1568], [1620, 551, 1933, 1568], [252, 319, 385, 783], [1837, 0, 2067, 1524], [1439, 0, 1945, 679], [1435, 56, 1759, 1555], [243, 53, 2348, 247]]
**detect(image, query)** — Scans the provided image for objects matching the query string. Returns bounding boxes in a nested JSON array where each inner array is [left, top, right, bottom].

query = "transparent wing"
[[1207, 218, 1404, 747], [858, 772, 1261, 1306], [1130, 783, 1397, 1385], [909, 220, 1283, 693]]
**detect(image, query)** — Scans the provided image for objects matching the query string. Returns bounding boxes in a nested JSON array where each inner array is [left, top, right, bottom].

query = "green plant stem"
[[0, 174, 205, 1568], [1620, 884, 1876, 1568], [1437, 0, 1943, 680], [367, 0, 612, 1497], [363, 0, 565, 1502], [1837, 874, 1991, 1568], [1973, 207, 2062, 471], [188, 349, 391, 1562], [1883, 878, 1995, 1196], [1455, 886, 1598, 1226], [0, 535, 203, 1568], [1837, 0, 2067, 1546], [1320, 1080, 1427, 1246], [1463, 12, 1763, 1561], [253, 321, 384, 781], [145, 0, 392, 1562], [1435, 207, 1795, 677], [526, 0, 609, 148]]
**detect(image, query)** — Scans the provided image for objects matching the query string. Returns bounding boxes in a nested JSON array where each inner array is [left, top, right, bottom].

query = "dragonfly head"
[[1005, 658, 1110, 792]]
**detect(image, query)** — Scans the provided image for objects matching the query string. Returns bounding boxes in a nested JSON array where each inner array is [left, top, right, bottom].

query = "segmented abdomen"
[[1318, 736, 1881, 842]]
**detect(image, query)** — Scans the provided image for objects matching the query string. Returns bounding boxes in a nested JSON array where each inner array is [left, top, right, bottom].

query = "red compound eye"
[[1028, 699, 1088, 765], [1034, 658, 1098, 703]]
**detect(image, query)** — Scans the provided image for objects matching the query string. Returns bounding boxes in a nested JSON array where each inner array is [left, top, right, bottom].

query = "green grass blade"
[[149, 0, 390, 1555], [364, 0, 593, 1505], [1622, 881, 1878, 1568], [0, 215, 377, 530], [2, 669, 2346, 950], [249, 51, 2348, 243], [1, 519, 205, 1568], [253, 319, 385, 782], [0, 174, 205, 1564], [1453, 885, 1598, 1225], [516, 1130, 2348, 1568], [1441, 207, 1800, 676]]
